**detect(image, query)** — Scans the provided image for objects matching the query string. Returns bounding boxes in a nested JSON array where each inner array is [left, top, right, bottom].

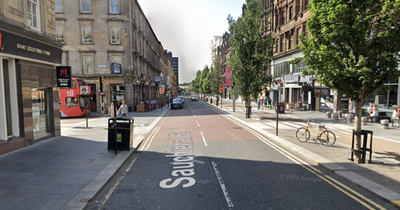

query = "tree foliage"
[[300, 0, 400, 162], [301, 0, 400, 103], [228, 0, 274, 117], [211, 49, 223, 94]]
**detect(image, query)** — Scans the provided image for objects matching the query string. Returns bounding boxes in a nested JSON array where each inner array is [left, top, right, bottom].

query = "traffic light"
[[101, 76, 104, 83]]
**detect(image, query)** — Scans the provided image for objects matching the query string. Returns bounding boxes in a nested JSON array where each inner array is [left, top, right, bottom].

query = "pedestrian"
[[117, 100, 128, 117], [257, 98, 260, 110], [108, 103, 115, 118], [392, 106, 400, 128], [367, 104, 379, 122]]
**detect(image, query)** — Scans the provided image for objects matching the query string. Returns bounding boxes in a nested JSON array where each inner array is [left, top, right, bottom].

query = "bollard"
[[362, 117, 368, 125], [380, 119, 389, 129], [332, 112, 338, 120], [327, 111, 332, 118]]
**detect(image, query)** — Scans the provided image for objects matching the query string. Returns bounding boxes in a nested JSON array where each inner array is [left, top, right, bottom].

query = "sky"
[[137, 0, 246, 84]]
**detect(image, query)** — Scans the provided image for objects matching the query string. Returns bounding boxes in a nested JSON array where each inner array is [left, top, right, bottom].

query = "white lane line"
[[200, 131, 208, 146], [196, 120, 200, 128], [212, 161, 234, 208]]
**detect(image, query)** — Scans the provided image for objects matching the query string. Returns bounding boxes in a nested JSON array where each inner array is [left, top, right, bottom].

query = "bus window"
[[66, 97, 78, 107], [80, 96, 90, 109]]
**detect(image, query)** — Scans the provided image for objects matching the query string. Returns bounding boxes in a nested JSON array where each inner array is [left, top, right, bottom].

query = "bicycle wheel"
[[296, 127, 310, 142], [319, 130, 336, 146]]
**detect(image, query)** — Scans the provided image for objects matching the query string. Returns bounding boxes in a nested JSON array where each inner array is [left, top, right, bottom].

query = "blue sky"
[[137, 0, 246, 83]]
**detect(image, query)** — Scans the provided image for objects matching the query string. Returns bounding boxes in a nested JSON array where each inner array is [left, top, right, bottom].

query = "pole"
[[276, 87, 280, 136], [113, 93, 118, 155], [86, 94, 88, 128]]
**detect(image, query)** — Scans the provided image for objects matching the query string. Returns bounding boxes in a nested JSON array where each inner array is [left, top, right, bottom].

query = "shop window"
[[31, 88, 51, 139]]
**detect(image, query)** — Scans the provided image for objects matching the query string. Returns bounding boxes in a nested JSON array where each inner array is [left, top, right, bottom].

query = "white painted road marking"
[[200, 131, 208, 146], [212, 161, 234, 208]]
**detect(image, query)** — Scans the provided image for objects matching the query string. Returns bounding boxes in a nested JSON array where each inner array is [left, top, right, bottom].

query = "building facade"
[[55, 0, 176, 112], [0, 0, 63, 155]]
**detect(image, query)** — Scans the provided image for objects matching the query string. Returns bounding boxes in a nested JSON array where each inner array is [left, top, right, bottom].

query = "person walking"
[[108, 103, 115, 118], [257, 98, 261, 110], [117, 101, 128, 117]]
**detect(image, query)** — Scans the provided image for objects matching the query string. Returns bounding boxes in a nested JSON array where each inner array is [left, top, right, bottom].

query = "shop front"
[[0, 26, 63, 155]]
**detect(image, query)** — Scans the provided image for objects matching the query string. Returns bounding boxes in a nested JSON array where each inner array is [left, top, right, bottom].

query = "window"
[[282, 11, 286, 24], [280, 37, 285, 52], [296, 27, 302, 45], [289, 6, 293, 20], [80, 0, 91, 13], [110, 25, 121, 44], [55, 0, 62, 13], [66, 97, 78, 107], [56, 24, 65, 43], [288, 33, 292, 50], [81, 24, 92, 44], [61, 52, 68, 66], [295, 0, 300, 14], [110, 0, 120, 14], [27, 0, 40, 30], [83, 56, 94, 74], [111, 55, 122, 64], [304, 25, 309, 37], [275, 39, 279, 53]]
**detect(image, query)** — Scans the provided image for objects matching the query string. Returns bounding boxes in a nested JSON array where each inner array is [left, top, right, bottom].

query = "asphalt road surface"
[[87, 97, 395, 210]]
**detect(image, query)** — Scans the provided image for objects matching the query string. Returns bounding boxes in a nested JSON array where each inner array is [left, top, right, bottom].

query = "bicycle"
[[295, 122, 336, 146]]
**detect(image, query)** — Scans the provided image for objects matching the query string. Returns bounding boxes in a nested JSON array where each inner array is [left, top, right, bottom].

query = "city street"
[[87, 97, 395, 209]]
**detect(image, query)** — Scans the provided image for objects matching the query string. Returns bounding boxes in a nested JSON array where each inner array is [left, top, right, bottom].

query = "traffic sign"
[[159, 88, 165, 94], [80, 86, 89, 94], [219, 86, 224, 92]]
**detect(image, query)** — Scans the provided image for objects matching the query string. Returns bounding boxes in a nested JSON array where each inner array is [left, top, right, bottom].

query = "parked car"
[[191, 95, 198, 101], [177, 96, 185, 104], [171, 98, 183, 109]]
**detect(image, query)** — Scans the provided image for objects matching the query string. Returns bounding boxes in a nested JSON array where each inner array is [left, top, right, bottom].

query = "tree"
[[211, 48, 223, 95], [228, 0, 275, 118], [299, 0, 400, 163]]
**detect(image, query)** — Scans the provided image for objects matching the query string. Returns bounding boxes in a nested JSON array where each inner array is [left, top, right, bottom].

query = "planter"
[[136, 105, 145, 112]]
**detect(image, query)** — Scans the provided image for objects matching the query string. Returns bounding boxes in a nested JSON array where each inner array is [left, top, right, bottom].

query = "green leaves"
[[228, 0, 274, 101], [301, 0, 400, 102]]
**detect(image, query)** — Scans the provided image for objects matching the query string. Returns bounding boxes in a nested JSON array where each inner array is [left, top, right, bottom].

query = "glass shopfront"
[[31, 88, 51, 139]]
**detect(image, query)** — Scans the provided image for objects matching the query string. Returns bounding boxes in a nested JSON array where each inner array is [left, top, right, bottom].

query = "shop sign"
[[56, 66, 72, 88], [155, 76, 162, 82], [0, 30, 62, 63], [285, 75, 299, 83], [111, 63, 122, 74]]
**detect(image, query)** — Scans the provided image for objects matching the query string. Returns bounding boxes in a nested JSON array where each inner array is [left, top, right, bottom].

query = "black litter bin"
[[108, 117, 134, 151], [276, 103, 285, 114]]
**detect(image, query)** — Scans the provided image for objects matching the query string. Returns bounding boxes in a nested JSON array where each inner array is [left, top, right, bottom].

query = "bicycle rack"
[[350, 130, 373, 164]]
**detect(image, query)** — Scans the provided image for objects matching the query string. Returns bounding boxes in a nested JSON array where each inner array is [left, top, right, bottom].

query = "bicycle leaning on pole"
[[295, 122, 336, 146]]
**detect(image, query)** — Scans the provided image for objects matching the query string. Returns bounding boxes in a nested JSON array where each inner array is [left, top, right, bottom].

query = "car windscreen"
[[173, 98, 181, 102]]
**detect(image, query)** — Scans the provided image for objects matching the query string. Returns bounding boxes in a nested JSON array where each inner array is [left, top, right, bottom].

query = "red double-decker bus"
[[59, 78, 90, 118]]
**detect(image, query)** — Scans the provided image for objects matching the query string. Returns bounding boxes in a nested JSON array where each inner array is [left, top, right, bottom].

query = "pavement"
[[0, 99, 399, 209]]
